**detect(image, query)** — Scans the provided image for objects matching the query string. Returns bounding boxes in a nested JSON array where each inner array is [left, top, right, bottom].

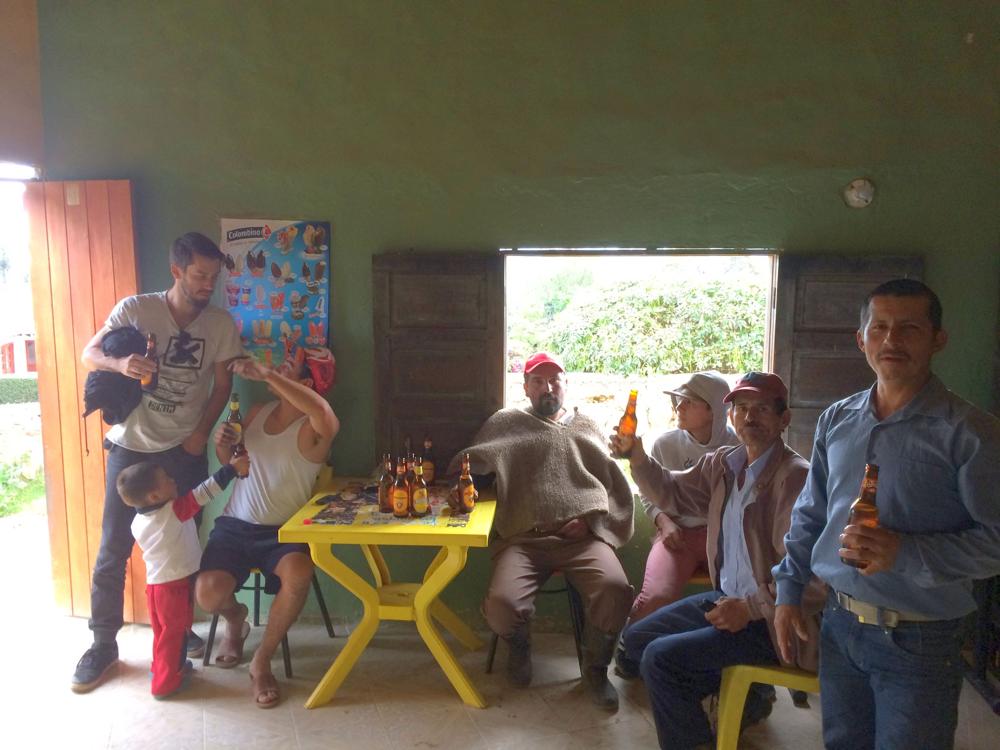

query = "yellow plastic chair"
[[716, 664, 819, 750]]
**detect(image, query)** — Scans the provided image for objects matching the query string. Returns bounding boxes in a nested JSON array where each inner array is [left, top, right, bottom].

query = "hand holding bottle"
[[608, 429, 642, 459], [229, 450, 251, 478], [213, 422, 239, 450]]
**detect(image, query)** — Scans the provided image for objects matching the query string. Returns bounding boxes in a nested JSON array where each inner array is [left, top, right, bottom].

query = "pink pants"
[[629, 524, 709, 622]]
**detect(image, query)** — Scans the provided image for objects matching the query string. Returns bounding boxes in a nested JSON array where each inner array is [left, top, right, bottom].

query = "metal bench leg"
[[312, 572, 336, 638]]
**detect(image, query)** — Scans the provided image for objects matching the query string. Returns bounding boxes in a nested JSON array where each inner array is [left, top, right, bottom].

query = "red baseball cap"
[[524, 351, 565, 374], [723, 371, 788, 404]]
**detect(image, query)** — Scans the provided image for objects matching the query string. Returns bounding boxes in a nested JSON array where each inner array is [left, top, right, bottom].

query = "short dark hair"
[[169, 232, 225, 269], [860, 278, 942, 331], [116, 461, 164, 507]]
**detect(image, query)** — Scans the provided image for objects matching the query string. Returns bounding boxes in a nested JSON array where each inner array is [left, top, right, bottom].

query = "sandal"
[[251, 670, 281, 709], [214, 617, 251, 669]]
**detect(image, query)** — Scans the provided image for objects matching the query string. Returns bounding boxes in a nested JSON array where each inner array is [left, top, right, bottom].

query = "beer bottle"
[[404, 453, 416, 499], [392, 458, 410, 518], [226, 393, 248, 459], [840, 463, 879, 569], [617, 389, 638, 438], [422, 434, 435, 484], [377, 454, 394, 514], [140, 333, 158, 391], [457, 452, 476, 514], [410, 462, 430, 517]]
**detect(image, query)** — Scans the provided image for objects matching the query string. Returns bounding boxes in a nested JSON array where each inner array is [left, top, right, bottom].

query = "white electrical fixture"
[[843, 178, 875, 208]]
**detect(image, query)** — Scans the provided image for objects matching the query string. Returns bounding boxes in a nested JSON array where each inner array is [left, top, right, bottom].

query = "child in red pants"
[[118, 452, 249, 698]]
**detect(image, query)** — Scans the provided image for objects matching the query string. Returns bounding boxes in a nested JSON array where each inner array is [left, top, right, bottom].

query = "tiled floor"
[[5, 614, 1000, 750], [3, 507, 999, 749]]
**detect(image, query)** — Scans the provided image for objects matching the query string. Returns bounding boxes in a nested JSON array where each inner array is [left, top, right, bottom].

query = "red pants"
[[147, 577, 193, 696]]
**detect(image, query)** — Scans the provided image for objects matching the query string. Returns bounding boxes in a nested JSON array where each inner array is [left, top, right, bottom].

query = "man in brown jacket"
[[610, 372, 823, 750]]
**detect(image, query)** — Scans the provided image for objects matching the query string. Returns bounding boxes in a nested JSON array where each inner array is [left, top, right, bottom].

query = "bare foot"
[[250, 666, 280, 709], [214, 603, 250, 669]]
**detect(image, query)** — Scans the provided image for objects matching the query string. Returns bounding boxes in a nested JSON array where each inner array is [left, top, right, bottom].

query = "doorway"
[[503, 250, 775, 438]]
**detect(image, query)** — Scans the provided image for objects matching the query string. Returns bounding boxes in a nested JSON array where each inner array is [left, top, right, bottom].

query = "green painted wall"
[[36, 1, 999, 626]]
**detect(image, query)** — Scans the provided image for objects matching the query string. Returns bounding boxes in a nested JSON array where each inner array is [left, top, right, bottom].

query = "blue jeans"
[[621, 590, 779, 749], [89, 441, 208, 644], [820, 597, 964, 750]]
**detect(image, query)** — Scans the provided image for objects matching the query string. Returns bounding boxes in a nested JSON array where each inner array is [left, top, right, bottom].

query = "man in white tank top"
[[195, 354, 339, 708]]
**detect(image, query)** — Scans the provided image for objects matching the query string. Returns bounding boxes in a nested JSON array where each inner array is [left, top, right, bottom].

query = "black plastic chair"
[[202, 570, 335, 677], [485, 573, 586, 675]]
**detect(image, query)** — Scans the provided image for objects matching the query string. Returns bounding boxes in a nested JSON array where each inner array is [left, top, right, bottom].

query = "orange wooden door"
[[26, 180, 150, 623]]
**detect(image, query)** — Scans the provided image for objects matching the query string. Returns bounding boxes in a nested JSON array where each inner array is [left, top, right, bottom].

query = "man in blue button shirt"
[[773, 279, 1000, 750]]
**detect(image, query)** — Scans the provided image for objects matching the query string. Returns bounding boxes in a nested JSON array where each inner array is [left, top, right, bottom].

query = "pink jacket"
[[631, 440, 825, 672]]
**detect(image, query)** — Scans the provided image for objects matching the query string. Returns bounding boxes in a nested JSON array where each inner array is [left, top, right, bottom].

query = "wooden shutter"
[[773, 255, 923, 458], [26, 180, 147, 621], [373, 252, 504, 470]]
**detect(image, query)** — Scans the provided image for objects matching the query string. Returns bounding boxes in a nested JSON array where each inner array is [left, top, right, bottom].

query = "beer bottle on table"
[[457, 453, 476, 514], [404, 453, 416, 503], [840, 463, 880, 569], [422, 434, 435, 484], [392, 458, 410, 518], [140, 333, 158, 392], [411, 462, 430, 517], [377, 454, 394, 514], [618, 389, 638, 438]]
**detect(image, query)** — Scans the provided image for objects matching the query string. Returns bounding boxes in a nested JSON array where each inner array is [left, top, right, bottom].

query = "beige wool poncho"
[[451, 407, 634, 548]]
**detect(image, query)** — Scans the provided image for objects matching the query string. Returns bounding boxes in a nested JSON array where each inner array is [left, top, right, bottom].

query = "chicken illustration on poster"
[[220, 219, 330, 369]]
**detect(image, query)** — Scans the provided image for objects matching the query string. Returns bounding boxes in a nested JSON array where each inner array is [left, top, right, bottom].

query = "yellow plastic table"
[[278, 476, 496, 709]]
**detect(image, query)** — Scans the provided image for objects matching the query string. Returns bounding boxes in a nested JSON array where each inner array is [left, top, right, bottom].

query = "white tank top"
[[223, 401, 323, 526]]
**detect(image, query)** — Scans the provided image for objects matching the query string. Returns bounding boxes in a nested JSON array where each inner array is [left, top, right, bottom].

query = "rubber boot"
[[503, 627, 532, 687], [581, 625, 619, 710]]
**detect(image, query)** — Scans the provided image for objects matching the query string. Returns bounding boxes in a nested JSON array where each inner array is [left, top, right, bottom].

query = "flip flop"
[[214, 620, 250, 669], [251, 671, 281, 709]]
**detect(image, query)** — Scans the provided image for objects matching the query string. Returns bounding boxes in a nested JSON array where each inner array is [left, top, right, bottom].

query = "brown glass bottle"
[[140, 333, 158, 391], [392, 459, 410, 518], [422, 434, 435, 484], [457, 453, 476, 514], [226, 393, 247, 459], [618, 389, 638, 438], [404, 453, 416, 503], [377, 454, 394, 514], [410, 462, 430, 517], [840, 463, 880, 569]]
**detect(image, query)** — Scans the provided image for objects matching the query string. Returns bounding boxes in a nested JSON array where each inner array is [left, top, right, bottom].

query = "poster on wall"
[[220, 218, 330, 370]]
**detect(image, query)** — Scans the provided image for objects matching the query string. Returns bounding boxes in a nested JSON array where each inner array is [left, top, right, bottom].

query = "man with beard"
[[610, 372, 821, 750], [774, 279, 1000, 749], [72, 232, 243, 693], [451, 351, 634, 709]]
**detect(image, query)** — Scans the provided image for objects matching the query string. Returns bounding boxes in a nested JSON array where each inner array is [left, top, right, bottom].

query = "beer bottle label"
[[412, 488, 429, 513], [392, 488, 409, 514], [461, 484, 476, 509], [231, 424, 242, 438]]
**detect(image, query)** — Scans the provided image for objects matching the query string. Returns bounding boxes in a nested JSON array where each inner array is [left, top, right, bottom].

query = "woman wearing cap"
[[630, 371, 738, 621]]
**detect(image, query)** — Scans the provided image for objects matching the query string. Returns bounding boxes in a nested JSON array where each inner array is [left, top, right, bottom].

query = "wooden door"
[[773, 254, 923, 458], [26, 180, 148, 621], [373, 252, 504, 472]]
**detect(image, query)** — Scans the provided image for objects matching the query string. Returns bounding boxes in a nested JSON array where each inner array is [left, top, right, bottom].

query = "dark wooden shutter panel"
[[373, 252, 504, 471], [773, 255, 923, 458]]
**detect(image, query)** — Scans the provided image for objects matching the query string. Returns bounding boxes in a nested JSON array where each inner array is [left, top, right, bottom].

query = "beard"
[[533, 393, 562, 417], [181, 281, 212, 309]]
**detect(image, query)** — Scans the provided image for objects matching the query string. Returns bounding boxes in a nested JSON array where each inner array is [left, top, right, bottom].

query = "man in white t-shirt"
[[196, 354, 339, 709], [72, 232, 243, 693]]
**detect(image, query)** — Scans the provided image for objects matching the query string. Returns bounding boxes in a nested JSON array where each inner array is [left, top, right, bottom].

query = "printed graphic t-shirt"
[[104, 292, 243, 452]]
